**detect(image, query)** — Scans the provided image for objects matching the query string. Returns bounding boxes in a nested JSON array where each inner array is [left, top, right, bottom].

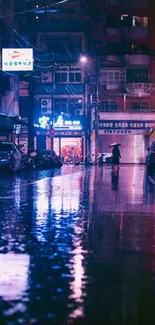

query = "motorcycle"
[[99, 154, 105, 166], [21, 153, 36, 170], [35, 150, 62, 170]]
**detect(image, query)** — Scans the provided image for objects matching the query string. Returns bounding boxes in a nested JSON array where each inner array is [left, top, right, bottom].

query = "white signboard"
[[99, 129, 150, 135], [2, 48, 33, 71]]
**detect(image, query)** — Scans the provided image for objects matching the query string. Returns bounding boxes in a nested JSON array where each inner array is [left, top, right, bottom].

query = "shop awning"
[[0, 113, 27, 132], [12, 116, 28, 126]]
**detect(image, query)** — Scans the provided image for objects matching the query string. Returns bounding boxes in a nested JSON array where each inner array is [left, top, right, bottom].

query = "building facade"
[[0, 0, 19, 116], [85, 0, 155, 163], [14, 0, 88, 160], [1, 0, 155, 163]]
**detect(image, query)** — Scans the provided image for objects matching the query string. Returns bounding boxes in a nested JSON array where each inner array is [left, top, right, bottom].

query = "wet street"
[[0, 165, 155, 325]]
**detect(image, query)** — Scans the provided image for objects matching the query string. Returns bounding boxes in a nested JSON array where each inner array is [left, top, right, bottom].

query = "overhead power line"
[[0, 0, 71, 19]]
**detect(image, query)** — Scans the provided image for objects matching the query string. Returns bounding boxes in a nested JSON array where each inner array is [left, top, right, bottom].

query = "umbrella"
[[109, 143, 121, 148]]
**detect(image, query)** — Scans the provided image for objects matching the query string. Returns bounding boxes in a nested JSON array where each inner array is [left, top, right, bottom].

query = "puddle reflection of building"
[[51, 173, 81, 214], [111, 170, 119, 191], [52, 173, 85, 320], [85, 208, 155, 324], [0, 253, 30, 301], [34, 178, 51, 242], [34, 171, 86, 321], [68, 238, 85, 320]]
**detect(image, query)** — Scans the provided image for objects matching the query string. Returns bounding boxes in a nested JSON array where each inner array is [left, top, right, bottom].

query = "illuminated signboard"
[[2, 48, 33, 71], [53, 116, 82, 130], [99, 120, 155, 129], [39, 116, 50, 129]]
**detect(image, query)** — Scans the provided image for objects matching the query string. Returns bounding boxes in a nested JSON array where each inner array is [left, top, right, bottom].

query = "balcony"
[[35, 83, 85, 95], [104, 27, 148, 41], [103, 0, 148, 9], [125, 54, 150, 65], [105, 28, 120, 36], [34, 20, 87, 32], [128, 27, 148, 39], [102, 55, 122, 66], [125, 83, 151, 96], [99, 109, 155, 123]]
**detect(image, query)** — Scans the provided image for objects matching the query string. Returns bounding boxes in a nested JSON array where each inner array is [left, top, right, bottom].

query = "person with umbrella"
[[110, 143, 121, 171]]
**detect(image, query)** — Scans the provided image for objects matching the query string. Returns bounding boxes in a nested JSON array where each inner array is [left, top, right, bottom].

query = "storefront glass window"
[[53, 138, 60, 156], [60, 138, 83, 162]]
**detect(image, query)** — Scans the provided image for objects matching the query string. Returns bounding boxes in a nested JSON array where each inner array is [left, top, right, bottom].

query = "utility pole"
[[50, 70, 54, 154], [90, 57, 99, 164], [95, 57, 99, 165], [28, 74, 34, 153]]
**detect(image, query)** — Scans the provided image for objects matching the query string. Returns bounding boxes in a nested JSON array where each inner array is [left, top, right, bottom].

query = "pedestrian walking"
[[111, 144, 121, 171]]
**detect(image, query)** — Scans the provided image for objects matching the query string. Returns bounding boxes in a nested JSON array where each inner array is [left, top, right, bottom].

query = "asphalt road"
[[0, 165, 155, 325]]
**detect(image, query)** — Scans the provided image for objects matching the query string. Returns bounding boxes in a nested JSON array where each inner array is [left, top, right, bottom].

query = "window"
[[54, 98, 83, 115], [121, 14, 129, 20], [100, 69, 125, 86], [121, 14, 132, 27], [131, 102, 149, 110], [99, 100, 118, 112], [131, 44, 149, 54], [104, 0, 120, 4], [0, 143, 13, 151], [54, 98, 68, 114], [106, 13, 120, 27], [104, 43, 126, 54], [69, 68, 81, 83], [132, 16, 148, 27], [42, 35, 82, 55], [55, 71, 67, 83], [55, 67, 81, 83], [130, 0, 148, 8], [126, 68, 150, 83]]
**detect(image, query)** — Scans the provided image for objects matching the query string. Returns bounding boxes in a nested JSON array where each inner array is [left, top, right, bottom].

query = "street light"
[[80, 55, 88, 64], [80, 54, 99, 164]]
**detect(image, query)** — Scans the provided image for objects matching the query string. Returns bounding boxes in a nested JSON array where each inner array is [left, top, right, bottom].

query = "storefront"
[[0, 114, 27, 144], [99, 120, 155, 163], [45, 115, 86, 162], [53, 132, 85, 162]]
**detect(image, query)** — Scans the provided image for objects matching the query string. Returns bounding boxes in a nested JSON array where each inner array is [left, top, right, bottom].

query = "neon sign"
[[53, 116, 82, 130], [39, 116, 49, 129]]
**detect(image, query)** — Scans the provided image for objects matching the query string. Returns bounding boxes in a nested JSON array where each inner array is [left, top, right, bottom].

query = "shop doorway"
[[99, 134, 150, 163], [53, 137, 83, 162]]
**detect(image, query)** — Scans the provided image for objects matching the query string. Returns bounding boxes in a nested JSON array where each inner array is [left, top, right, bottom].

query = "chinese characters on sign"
[[99, 120, 155, 129], [53, 115, 83, 130], [2, 48, 33, 71]]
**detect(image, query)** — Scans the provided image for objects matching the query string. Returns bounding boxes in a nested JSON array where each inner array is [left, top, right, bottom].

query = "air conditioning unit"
[[75, 109, 83, 116], [41, 71, 52, 83], [89, 76, 96, 85], [107, 84, 119, 90], [41, 98, 52, 114]]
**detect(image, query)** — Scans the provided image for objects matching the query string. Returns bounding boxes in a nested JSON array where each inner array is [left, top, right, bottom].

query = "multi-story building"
[[0, 0, 22, 141], [85, 0, 155, 163], [2, 0, 155, 163], [14, 0, 88, 160]]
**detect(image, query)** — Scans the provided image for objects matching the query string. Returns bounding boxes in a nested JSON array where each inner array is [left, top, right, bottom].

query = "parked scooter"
[[99, 154, 105, 166], [21, 153, 36, 170], [35, 150, 62, 170], [84, 156, 93, 166]]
